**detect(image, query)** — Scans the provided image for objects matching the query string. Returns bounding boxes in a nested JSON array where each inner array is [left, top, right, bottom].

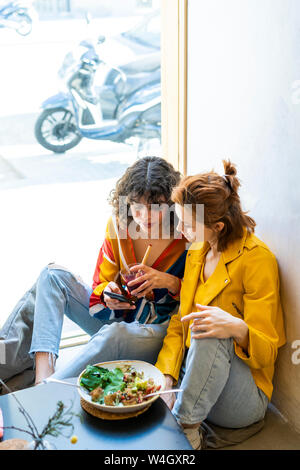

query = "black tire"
[[15, 13, 32, 36], [34, 107, 82, 153]]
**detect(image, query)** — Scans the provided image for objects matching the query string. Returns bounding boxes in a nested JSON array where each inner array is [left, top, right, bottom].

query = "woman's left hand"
[[127, 264, 180, 298], [182, 304, 243, 340], [160, 375, 176, 410]]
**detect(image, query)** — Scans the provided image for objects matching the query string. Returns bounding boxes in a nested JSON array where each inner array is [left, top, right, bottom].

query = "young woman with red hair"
[[155, 160, 286, 449]]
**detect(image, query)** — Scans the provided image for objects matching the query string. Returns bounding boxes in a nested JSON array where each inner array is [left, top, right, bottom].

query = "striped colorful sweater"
[[89, 216, 187, 324]]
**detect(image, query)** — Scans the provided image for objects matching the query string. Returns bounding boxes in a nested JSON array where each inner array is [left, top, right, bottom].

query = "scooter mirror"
[[98, 35, 106, 44], [85, 11, 92, 24]]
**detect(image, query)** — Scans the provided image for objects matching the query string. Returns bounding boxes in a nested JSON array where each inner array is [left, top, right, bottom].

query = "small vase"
[[25, 438, 56, 450]]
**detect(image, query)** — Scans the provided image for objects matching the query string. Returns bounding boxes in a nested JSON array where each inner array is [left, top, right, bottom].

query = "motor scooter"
[[0, 1, 34, 36], [34, 36, 161, 154]]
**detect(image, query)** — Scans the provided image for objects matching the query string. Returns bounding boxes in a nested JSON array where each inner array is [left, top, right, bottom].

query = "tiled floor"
[[227, 404, 300, 450]]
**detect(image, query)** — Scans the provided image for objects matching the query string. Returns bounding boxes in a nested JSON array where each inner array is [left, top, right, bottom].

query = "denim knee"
[[87, 321, 127, 360], [44, 264, 71, 283], [90, 321, 126, 344], [38, 265, 63, 285], [189, 336, 233, 354], [38, 265, 52, 281]]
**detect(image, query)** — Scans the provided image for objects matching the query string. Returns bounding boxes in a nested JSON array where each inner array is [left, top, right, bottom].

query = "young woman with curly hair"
[[0, 157, 187, 387]]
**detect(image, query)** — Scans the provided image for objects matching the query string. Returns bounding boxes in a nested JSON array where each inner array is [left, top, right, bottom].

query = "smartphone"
[[104, 290, 136, 305]]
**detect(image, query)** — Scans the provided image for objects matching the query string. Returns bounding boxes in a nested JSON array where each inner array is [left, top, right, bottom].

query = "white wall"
[[187, 0, 300, 431]]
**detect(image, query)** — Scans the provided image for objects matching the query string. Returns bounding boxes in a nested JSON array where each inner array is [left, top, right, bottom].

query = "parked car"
[[117, 9, 160, 52], [58, 9, 161, 80]]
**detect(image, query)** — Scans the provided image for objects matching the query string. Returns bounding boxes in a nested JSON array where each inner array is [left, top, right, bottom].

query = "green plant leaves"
[[80, 365, 125, 403]]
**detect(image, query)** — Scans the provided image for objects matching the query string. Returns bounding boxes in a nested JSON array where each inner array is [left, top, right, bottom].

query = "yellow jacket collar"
[[188, 227, 252, 264], [183, 228, 257, 311], [222, 227, 251, 264]]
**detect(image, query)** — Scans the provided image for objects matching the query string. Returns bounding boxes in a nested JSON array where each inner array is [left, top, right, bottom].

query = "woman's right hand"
[[160, 374, 176, 410], [103, 282, 136, 310]]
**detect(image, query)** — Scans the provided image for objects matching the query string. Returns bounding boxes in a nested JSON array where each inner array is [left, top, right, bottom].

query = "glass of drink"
[[120, 263, 145, 297]]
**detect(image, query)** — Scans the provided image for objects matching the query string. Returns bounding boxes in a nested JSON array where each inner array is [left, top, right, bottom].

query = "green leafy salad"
[[80, 364, 161, 406]]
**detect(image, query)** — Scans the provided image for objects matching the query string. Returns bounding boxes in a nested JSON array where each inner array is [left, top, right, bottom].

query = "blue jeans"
[[51, 320, 169, 380], [173, 337, 269, 428], [51, 321, 268, 428], [0, 264, 163, 382], [29, 265, 116, 358], [0, 264, 108, 382]]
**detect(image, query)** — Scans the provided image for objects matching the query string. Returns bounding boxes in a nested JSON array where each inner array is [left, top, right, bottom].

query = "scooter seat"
[[78, 119, 119, 137], [119, 52, 161, 75], [117, 68, 161, 97]]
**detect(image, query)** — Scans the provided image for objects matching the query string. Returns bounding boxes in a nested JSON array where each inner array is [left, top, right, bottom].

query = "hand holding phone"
[[104, 290, 136, 305], [103, 282, 136, 310]]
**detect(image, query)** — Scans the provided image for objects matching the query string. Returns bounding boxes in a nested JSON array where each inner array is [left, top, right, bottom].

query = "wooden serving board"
[[80, 398, 151, 420]]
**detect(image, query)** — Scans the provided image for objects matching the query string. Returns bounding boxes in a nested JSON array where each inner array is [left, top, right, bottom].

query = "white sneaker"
[[183, 426, 203, 450]]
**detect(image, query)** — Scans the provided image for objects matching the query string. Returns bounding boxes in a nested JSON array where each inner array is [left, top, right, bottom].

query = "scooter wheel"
[[34, 108, 82, 154], [15, 13, 32, 36]]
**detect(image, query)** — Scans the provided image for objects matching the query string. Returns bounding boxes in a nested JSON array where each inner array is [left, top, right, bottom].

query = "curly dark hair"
[[109, 156, 182, 229]]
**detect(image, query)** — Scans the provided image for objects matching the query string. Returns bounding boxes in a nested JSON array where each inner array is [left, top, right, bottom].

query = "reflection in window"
[[0, 0, 161, 337]]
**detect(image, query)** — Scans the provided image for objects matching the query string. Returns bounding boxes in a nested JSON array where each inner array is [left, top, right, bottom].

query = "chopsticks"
[[43, 378, 80, 388], [141, 244, 152, 266], [144, 388, 183, 399], [43, 378, 182, 400]]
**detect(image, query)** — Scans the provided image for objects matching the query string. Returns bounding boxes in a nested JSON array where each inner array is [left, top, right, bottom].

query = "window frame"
[[60, 1, 188, 349], [161, 0, 188, 175]]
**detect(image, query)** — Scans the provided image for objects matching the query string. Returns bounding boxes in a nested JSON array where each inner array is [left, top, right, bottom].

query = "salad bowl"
[[77, 360, 166, 414]]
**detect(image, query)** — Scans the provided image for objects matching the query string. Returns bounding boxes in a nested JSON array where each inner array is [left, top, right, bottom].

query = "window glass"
[[0, 0, 161, 335]]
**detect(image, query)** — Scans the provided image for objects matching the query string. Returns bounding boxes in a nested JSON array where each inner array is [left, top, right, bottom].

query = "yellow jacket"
[[155, 228, 286, 401]]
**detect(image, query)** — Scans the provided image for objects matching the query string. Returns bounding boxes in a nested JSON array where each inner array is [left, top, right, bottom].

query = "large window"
[[0, 0, 161, 336]]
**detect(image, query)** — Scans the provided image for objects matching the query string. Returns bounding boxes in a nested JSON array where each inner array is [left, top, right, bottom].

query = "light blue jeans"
[[173, 337, 269, 428], [12, 264, 268, 428], [52, 320, 269, 428], [29, 265, 118, 359]]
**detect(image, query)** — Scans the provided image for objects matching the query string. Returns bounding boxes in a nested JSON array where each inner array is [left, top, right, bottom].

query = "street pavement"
[[0, 131, 138, 331]]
